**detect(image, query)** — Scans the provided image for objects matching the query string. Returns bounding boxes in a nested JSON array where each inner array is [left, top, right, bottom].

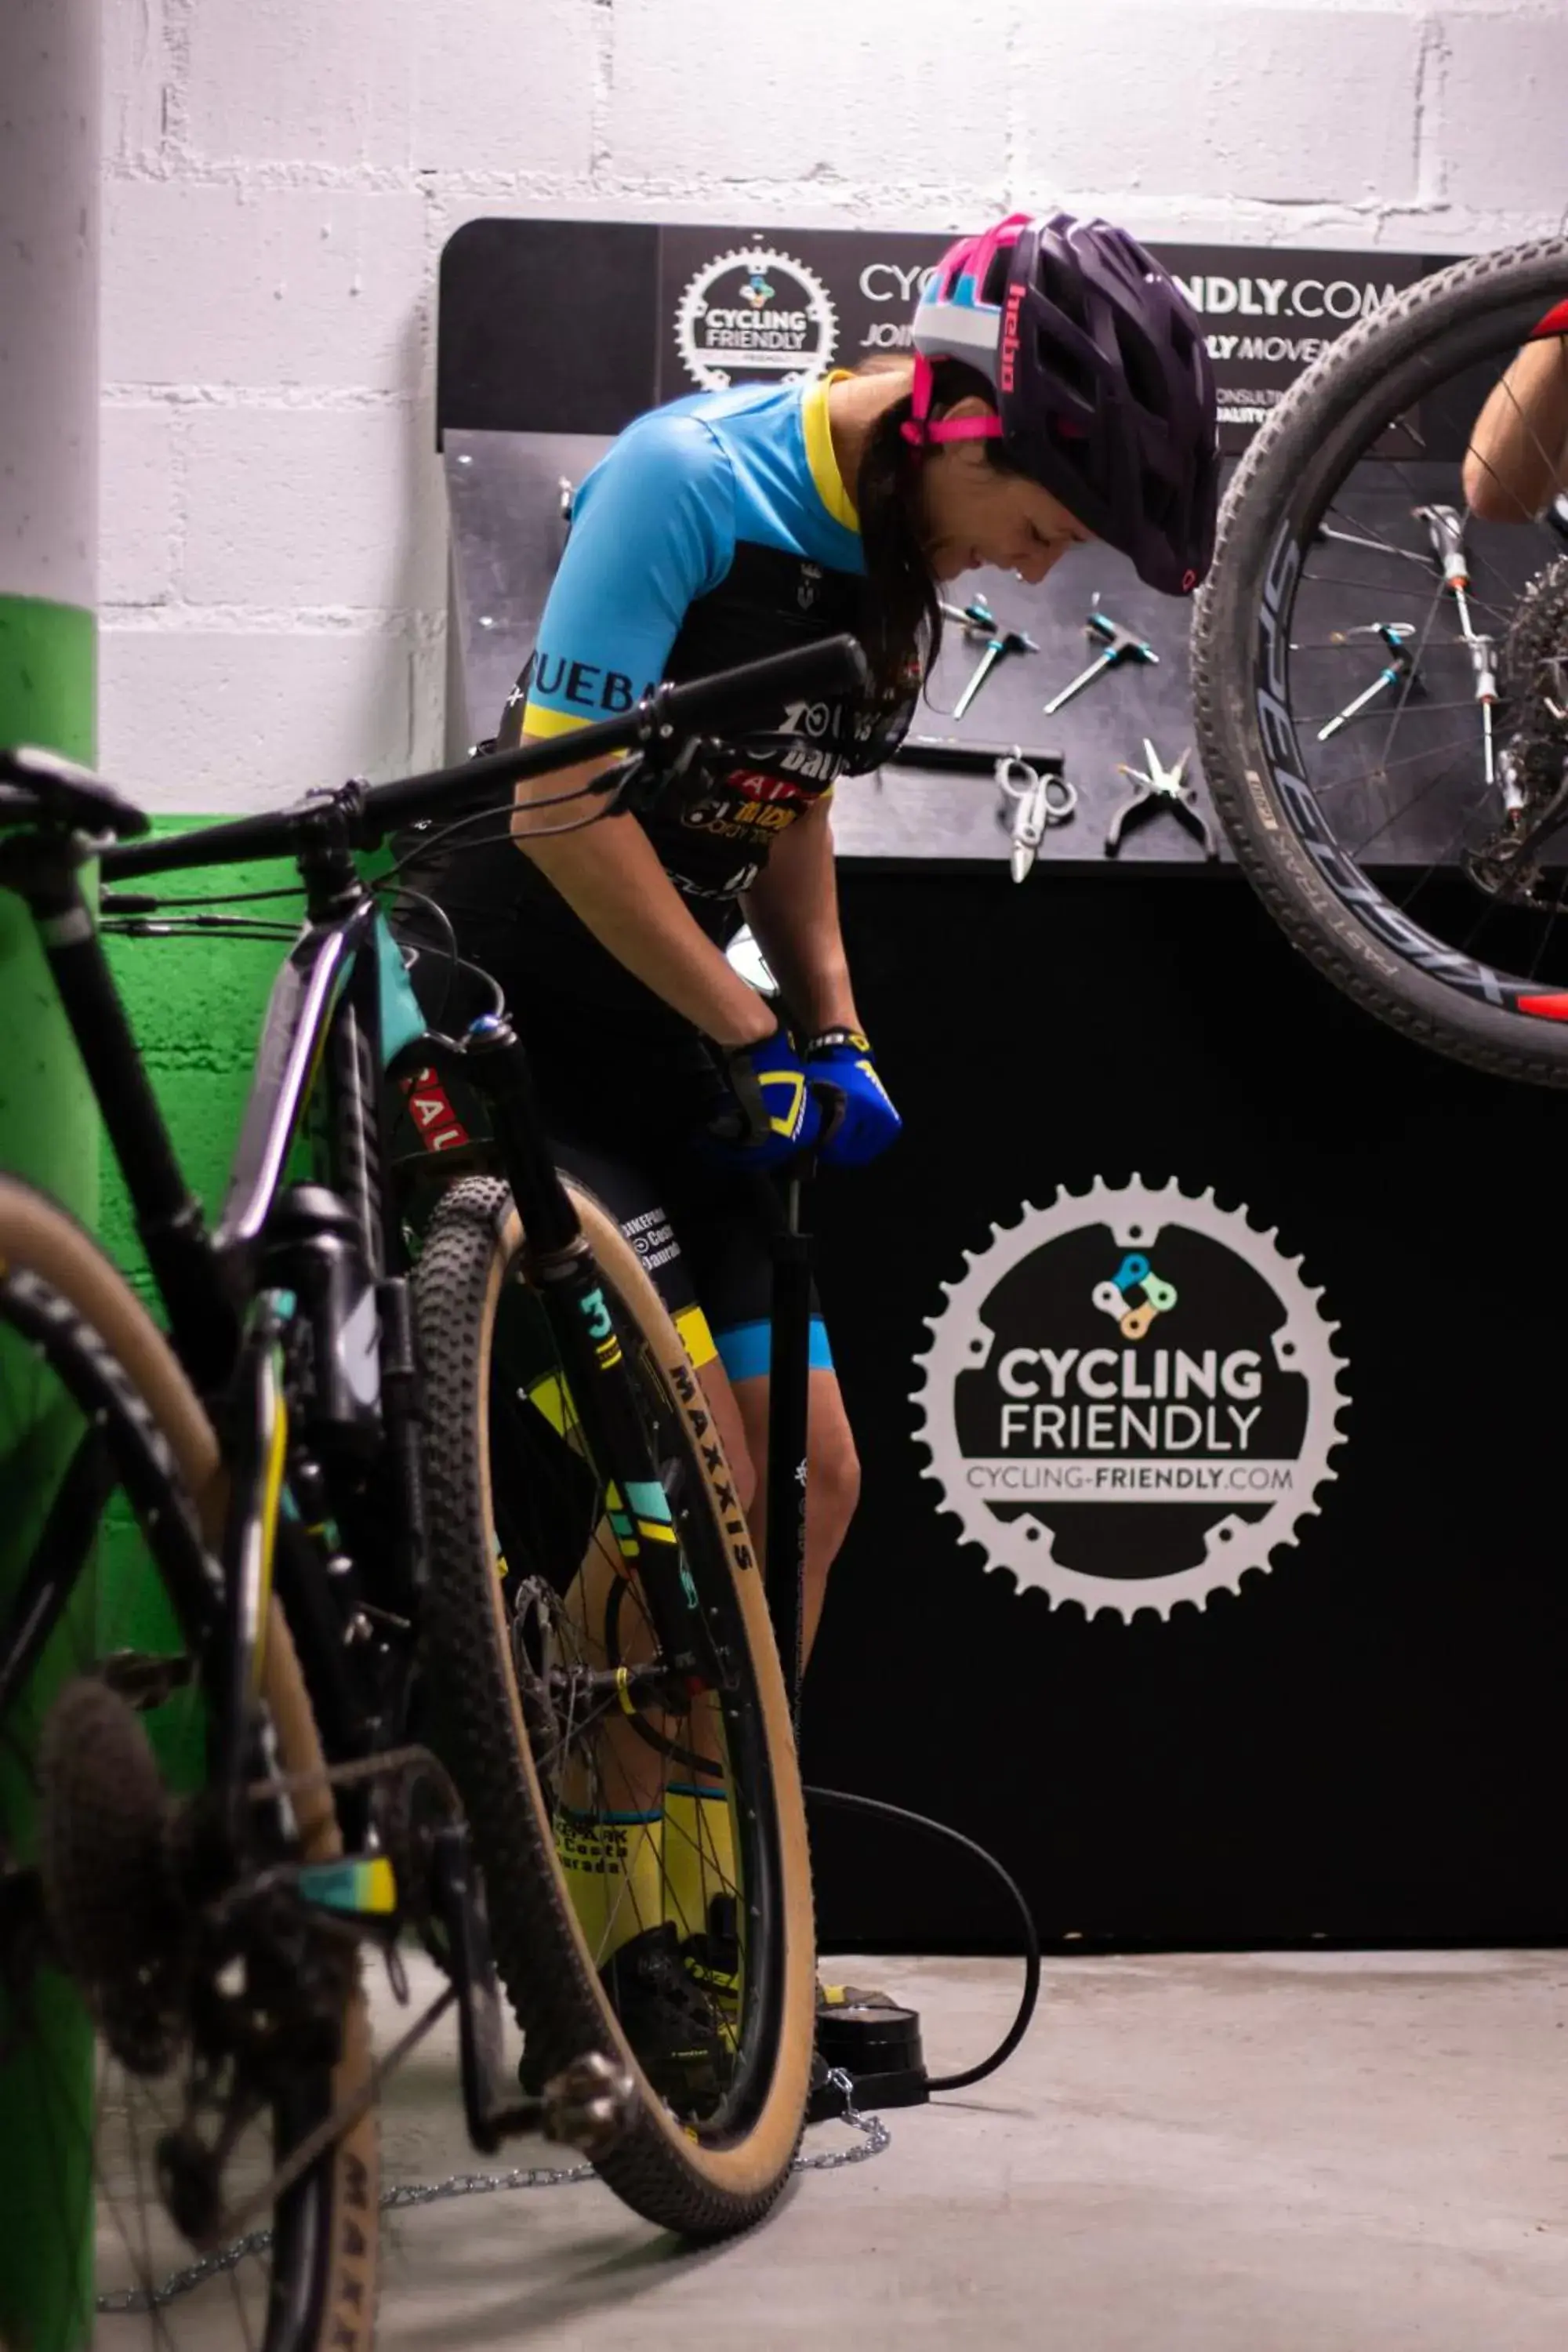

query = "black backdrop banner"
[[439, 218, 1457, 452], [433, 215, 1565, 1959], [807, 867, 1568, 1956]]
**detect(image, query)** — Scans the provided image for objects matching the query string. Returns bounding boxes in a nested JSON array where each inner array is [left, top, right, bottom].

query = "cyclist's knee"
[[728, 1440, 759, 1519], [696, 1358, 757, 1516], [809, 1424, 861, 1542]]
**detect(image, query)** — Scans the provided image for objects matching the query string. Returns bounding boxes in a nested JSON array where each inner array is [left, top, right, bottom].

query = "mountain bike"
[[1192, 236, 1568, 1082], [0, 636, 856, 2345]]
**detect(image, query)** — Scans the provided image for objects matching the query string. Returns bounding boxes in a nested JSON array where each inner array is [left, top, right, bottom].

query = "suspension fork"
[[454, 1014, 731, 1691]]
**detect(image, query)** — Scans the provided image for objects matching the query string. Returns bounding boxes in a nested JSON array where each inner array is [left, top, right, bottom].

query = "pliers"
[[1105, 741, 1218, 859]]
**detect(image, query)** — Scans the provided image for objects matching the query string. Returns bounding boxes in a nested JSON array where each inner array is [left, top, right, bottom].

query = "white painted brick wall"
[[100, 405, 180, 607], [1013, 7, 1423, 211], [100, 0, 1568, 811], [99, 626, 419, 811], [182, 405, 441, 612], [103, 183, 429, 389], [604, 0, 1015, 198], [182, 0, 598, 180], [1436, 12, 1568, 219]]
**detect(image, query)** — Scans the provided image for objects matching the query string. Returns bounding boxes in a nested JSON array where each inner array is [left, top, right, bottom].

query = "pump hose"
[[804, 1786, 1040, 2094]]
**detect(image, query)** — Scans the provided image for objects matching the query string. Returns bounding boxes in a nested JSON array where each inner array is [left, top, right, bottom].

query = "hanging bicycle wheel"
[[413, 1176, 815, 2241], [0, 1177, 378, 2350], [1192, 236, 1568, 1082]]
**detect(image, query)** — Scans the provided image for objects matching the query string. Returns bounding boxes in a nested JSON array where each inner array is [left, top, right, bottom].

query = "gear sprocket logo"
[[912, 1178, 1348, 1621], [676, 245, 838, 392]]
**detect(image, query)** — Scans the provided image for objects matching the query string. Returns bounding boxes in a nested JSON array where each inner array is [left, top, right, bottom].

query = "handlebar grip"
[[99, 806, 299, 880], [660, 634, 869, 733]]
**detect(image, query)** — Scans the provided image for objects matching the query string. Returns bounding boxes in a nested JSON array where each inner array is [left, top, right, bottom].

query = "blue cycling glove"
[[804, 1028, 903, 1168], [708, 1025, 824, 1171]]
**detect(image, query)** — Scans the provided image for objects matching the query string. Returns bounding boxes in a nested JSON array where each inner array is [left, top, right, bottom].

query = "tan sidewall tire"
[[0, 1178, 379, 2350], [417, 1176, 815, 2227]]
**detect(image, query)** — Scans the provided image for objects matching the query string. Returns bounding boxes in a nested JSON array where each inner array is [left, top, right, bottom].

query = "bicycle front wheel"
[[0, 1177, 379, 2350], [1193, 236, 1568, 1082], [413, 1175, 815, 2241]]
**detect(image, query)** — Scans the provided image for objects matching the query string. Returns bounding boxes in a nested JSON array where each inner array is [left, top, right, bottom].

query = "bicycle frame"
[[0, 633, 867, 1744], [0, 630, 867, 2200], [1, 819, 729, 1763]]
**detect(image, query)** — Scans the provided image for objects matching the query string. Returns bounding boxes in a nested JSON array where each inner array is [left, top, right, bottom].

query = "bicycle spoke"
[[1309, 731, 1482, 798], [1523, 899, 1566, 983], [1301, 544, 1522, 630], [1487, 344, 1568, 503], [1317, 514, 1429, 565], [1342, 746, 1475, 862], [1295, 698, 1490, 724], [1374, 445, 1534, 615], [1196, 250, 1568, 1073]]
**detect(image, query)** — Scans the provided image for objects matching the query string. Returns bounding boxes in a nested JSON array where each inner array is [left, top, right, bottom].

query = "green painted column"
[[0, 0, 102, 2343]]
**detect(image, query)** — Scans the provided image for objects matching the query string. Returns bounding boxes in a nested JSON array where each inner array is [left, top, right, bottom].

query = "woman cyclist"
[[401, 209, 1218, 2077]]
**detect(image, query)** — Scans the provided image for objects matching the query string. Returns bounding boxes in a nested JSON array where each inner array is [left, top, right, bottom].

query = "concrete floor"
[[371, 1949, 1568, 2350]]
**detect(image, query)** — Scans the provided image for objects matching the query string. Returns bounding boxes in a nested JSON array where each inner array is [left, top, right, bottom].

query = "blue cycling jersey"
[[519, 376, 866, 742], [495, 373, 914, 926]]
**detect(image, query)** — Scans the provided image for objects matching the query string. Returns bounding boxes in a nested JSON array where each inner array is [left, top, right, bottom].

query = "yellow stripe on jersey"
[[801, 372, 860, 534], [520, 703, 596, 740]]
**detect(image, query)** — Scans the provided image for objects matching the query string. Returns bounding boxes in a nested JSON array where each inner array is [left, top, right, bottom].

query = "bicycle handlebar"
[[99, 634, 870, 881]]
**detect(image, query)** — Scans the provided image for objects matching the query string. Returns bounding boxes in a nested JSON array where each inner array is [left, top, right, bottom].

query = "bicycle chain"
[[96, 2072, 890, 2314], [100, 1758, 895, 2311]]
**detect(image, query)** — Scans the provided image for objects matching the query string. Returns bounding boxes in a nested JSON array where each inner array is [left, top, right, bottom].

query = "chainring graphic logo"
[[676, 245, 838, 392], [912, 1178, 1348, 1621]]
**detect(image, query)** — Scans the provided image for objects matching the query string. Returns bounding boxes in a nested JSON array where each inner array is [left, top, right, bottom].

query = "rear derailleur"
[[1465, 562, 1568, 907]]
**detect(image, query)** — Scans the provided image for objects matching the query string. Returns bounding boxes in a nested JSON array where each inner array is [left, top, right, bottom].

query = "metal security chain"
[[97, 2072, 889, 2314], [792, 2073, 893, 2171]]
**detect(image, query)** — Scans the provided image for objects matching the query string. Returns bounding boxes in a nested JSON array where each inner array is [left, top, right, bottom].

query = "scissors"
[[995, 750, 1077, 882]]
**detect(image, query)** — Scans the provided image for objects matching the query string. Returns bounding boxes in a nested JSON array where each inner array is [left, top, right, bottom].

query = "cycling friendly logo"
[[676, 245, 839, 392], [1095, 1249, 1178, 1339], [912, 1178, 1348, 1621]]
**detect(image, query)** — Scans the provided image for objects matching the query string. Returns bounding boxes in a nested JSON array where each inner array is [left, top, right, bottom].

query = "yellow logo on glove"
[[760, 1066, 808, 1141]]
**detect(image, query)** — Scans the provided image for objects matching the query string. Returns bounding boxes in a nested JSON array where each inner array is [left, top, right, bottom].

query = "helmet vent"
[[1038, 328, 1094, 407], [1035, 248, 1090, 335], [1142, 467, 1178, 534], [1113, 318, 1167, 419], [980, 245, 1011, 307]]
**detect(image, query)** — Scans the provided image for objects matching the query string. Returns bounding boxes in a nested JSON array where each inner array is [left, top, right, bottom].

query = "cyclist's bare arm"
[[1463, 337, 1568, 521], [739, 798, 861, 1036], [511, 746, 775, 1048]]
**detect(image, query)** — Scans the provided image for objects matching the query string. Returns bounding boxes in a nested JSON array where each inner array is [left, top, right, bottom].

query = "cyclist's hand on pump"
[[804, 1029, 902, 1168], [709, 1021, 824, 1170]]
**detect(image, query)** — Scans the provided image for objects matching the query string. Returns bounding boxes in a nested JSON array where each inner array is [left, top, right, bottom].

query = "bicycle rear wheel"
[[1192, 236, 1568, 1082], [413, 1176, 815, 2240], [0, 1177, 378, 2349]]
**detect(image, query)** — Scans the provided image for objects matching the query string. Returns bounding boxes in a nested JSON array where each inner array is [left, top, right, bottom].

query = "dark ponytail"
[[853, 355, 1018, 701]]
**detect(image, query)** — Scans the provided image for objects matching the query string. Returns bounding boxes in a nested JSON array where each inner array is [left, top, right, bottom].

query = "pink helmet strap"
[[900, 350, 1004, 451]]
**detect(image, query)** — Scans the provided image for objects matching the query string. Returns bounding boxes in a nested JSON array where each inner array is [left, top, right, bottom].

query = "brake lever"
[[608, 735, 710, 816], [777, 1080, 846, 1182], [804, 1077, 847, 1166]]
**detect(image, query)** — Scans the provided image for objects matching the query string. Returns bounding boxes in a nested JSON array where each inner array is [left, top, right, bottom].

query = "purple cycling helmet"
[[905, 212, 1218, 596]]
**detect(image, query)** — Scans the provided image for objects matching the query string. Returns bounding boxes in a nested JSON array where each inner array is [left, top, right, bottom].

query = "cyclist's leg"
[[730, 1367, 859, 1664]]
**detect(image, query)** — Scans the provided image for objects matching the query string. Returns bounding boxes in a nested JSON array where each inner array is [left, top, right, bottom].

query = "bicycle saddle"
[[0, 745, 151, 839]]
